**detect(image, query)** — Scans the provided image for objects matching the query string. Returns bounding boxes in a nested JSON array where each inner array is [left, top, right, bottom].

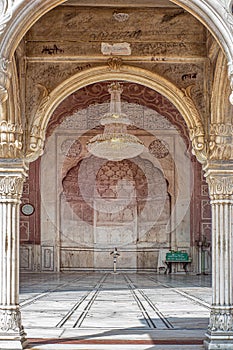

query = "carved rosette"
[[0, 308, 24, 334], [149, 139, 169, 158], [208, 308, 233, 332]]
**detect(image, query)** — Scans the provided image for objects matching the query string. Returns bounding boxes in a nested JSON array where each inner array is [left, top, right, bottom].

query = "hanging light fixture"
[[87, 82, 145, 161]]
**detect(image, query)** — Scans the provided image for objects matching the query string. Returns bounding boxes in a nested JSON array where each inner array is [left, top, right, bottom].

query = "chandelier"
[[87, 82, 145, 161]]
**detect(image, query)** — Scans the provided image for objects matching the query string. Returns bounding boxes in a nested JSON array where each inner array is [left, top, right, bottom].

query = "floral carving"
[[0, 58, 23, 158], [208, 308, 233, 332], [227, 57, 233, 105], [189, 125, 206, 163], [0, 0, 14, 36], [0, 57, 11, 114], [181, 86, 206, 162], [0, 120, 23, 158], [230, 73, 233, 105], [0, 308, 23, 333], [107, 57, 123, 71], [0, 176, 24, 197], [206, 175, 233, 199], [209, 123, 233, 160], [27, 84, 50, 160], [224, 4, 233, 30]]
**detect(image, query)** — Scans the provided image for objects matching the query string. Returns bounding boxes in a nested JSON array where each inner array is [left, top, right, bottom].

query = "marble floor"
[[19, 272, 212, 349]]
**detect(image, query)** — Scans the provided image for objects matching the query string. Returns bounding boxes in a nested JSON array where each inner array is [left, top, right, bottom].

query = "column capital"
[[203, 161, 233, 199], [0, 159, 28, 199], [0, 159, 28, 348]]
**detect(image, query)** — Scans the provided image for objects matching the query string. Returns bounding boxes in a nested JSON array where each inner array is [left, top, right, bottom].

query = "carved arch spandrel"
[[208, 51, 233, 160], [27, 65, 206, 163], [211, 51, 230, 124]]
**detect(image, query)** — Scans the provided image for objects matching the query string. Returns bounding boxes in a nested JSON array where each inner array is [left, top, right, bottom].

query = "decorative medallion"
[[21, 203, 35, 216], [149, 139, 169, 158]]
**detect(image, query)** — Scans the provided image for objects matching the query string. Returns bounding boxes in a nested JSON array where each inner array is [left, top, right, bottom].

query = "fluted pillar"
[[0, 160, 28, 349], [204, 164, 233, 349]]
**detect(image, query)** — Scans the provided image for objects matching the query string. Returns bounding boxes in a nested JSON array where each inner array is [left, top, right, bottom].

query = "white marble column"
[[204, 164, 233, 349], [0, 160, 28, 349]]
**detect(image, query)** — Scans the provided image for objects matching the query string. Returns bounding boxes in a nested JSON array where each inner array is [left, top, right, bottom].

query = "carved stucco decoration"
[[0, 57, 23, 158], [107, 57, 123, 71], [181, 85, 206, 163], [0, 57, 10, 116], [208, 308, 233, 332], [0, 0, 14, 36], [0, 175, 24, 198], [0, 308, 24, 333], [30, 66, 204, 164], [27, 84, 49, 160], [205, 172, 233, 200], [221, 3, 233, 104], [209, 123, 233, 160], [229, 62, 233, 105]]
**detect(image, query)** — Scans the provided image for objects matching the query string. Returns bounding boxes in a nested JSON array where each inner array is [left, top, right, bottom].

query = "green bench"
[[165, 251, 192, 274]]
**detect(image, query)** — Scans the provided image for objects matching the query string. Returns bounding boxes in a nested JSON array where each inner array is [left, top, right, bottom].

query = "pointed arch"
[[27, 64, 204, 160]]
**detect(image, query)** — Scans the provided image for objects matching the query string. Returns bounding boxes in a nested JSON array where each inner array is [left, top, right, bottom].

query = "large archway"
[[0, 1, 233, 349]]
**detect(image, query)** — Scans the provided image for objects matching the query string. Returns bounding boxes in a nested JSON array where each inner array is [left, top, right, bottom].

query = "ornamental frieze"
[[0, 175, 24, 197], [205, 175, 233, 198]]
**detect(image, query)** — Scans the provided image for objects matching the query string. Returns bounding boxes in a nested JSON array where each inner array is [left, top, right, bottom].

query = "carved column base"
[[0, 308, 27, 349], [204, 333, 233, 350], [204, 308, 233, 349]]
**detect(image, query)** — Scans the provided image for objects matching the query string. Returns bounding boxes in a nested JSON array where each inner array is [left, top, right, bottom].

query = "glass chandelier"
[[87, 82, 145, 161]]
